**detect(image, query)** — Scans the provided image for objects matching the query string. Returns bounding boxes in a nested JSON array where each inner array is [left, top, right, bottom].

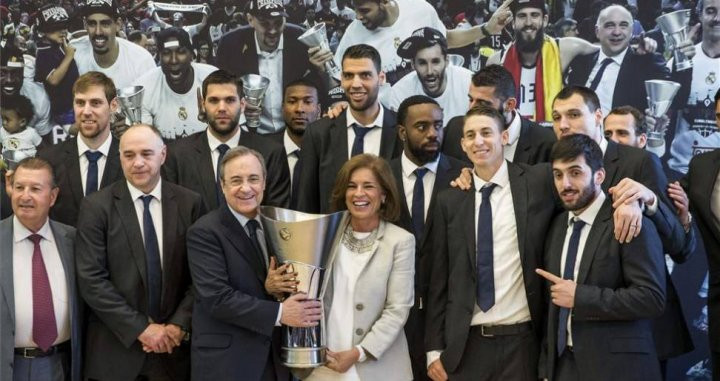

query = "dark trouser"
[[555, 349, 579, 381], [405, 305, 430, 381], [448, 325, 538, 381], [13, 350, 69, 381]]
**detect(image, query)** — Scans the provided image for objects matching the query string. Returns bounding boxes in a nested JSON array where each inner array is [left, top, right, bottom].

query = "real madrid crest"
[[178, 107, 188, 121], [6, 137, 20, 150], [706, 72, 716, 85], [279, 228, 292, 241]]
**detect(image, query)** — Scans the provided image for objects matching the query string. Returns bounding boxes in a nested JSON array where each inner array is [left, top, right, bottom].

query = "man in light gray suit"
[[0, 157, 82, 381]]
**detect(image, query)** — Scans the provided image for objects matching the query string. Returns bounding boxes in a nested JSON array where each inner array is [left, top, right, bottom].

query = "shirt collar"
[[401, 151, 440, 179], [254, 32, 284, 57], [567, 190, 606, 227], [228, 206, 262, 229], [77, 134, 112, 158], [472, 160, 510, 191], [598, 46, 628, 66], [126, 179, 162, 202], [13, 215, 53, 244], [506, 111, 522, 146], [346, 105, 384, 129], [599, 137, 608, 156], [206, 127, 241, 152], [283, 129, 300, 156]]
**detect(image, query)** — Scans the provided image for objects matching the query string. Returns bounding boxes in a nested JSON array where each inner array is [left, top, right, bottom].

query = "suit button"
[[355, 328, 364, 336], [355, 303, 364, 311]]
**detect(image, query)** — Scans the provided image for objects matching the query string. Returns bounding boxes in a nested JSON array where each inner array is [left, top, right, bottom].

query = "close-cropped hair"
[[554, 85, 601, 112], [72, 71, 117, 103], [550, 134, 604, 173], [464, 104, 505, 134], [342, 44, 382, 73], [606, 106, 646, 135], [471, 64, 516, 101], [202, 69, 244, 99], [219, 145, 267, 181], [1, 95, 35, 122], [397, 95, 440, 126]]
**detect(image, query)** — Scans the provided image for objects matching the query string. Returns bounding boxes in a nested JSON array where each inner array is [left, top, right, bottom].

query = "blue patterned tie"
[[557, 218, 586, 356], [85, 150, 103, 196], [351, 125, 373, 157], [476, 183, 497, 312], [411, 167, 429, 239], [141, 195, 162, 322]]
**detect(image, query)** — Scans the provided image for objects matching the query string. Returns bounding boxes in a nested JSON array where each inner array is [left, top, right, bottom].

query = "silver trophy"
[[117, 85, 145, 125], [0, 150, 31, 170], [645, 79, 680, 149], [656, 10, 693, 71], [298, 23, 341, 79], [447, 54, 465, 67], [260, 206, 348, 369], [240, 74, 270, 129]]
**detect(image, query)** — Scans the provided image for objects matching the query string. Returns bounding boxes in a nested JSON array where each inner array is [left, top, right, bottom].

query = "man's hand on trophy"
[[643, 108, 670, 134], [308, 46, 334, 73], [281, 293, 323, 327], [326, 348, 360, 373], [265, 257, 299, 298], [676, 23, 701, 60]]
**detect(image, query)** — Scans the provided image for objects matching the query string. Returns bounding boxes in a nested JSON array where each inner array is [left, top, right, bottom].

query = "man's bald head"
[[119, 124, 167, 193], [595, 5, 633, 56]]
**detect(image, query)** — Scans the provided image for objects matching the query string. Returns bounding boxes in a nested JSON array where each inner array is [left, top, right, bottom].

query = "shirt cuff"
[[426, 350, 442, 368], [356, 345, 367, 362], [645, 193, 658, 216], [275, 303, 282, 327]]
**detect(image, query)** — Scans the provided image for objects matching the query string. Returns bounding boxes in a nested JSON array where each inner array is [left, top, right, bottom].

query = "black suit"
[[683, 150, 720, 371], [266, 129, 303, 208], [163, 129, 291, 211], [186, 204, 287, 381], [441, 113, 556, 165], [566, 49, 670, 113], [75, 180, 204, 381], [542, 199, 666, 381], [389, 153, 465, 381], [296, 108, 401, 213], [425, 162, 559, 376], [38, 136, 123, 226]]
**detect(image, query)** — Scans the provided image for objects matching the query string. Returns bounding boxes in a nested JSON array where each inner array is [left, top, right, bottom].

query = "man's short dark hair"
[[471, 64, 516, 102], [282, 78, 319, 99], [342, 44, 381, 73], [606, 106, 646, 135], [554, 85, 601, 112], [1, 94, 35, 123], [550, 134, 604, 173], [397, 95, 440, 126], [202, 69, 244, 99], [464, 104, 505, 134]]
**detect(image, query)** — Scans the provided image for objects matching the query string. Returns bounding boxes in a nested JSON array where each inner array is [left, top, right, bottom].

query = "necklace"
[[341, 223, 377, 254]]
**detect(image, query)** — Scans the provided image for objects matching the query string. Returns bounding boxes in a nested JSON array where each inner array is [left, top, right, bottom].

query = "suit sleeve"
[[75, 197, 150, 348], [573, 217, 667, 321], [295, 124, 322, 213], [424, 197, 449, 353], [359, 233, 415, 359], [186, 221, 279, 337], [262, 144, 291, 208]]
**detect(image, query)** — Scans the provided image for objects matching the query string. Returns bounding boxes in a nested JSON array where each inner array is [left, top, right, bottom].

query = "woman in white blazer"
[[306, 154, 415, 381]]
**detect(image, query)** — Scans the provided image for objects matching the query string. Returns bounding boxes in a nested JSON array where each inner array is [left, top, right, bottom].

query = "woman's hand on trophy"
[[325, 348, 360, 373], [280, 293, 322, 327], [265, 257, 299, 298]]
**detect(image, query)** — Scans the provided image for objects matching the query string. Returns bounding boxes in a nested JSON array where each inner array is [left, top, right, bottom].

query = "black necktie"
[[216, 143, 230, 205], [476, 183, 497, 312], [351, 125, 373, 157], [411, 168, 429, 239], [246, 219, 267, 275], [141, 195, 162, 322], [589, 58, 614, 91], [557, 218, 586, 356], [85, 150, 103, 196]]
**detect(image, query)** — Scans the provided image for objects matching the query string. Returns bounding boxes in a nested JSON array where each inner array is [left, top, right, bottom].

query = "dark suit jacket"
[[0, 218, 82, 381], [296, 108, 402, 213], [683, 150, 720, 352], [186, 204, 287, 381], [566, 49, 670, 113], [37, 136, 123, 226], [163, 129, 290, 211], [75, 180, 204, 381], [441, 113, 556, 166], [425, 161, 559, 373], [542, 200, 665, 381]]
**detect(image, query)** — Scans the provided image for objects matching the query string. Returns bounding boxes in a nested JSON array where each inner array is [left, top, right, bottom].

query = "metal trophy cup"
[[298, 23, 341, 79], [447, 54, 465, 67], [645, 79, 681, 149], [259, 206, 348, 369], [240, 74, 270, 129], [0, 150, 31, 171], [117, 85, 145, 125], [656, 10, 693, 71]]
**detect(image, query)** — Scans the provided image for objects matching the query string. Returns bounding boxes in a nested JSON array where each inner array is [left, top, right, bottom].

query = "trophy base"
[[281, 347, 326, 368]]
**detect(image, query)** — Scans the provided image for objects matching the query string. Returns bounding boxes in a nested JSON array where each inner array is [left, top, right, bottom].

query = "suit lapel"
[[602, 141, 620, 191], [422, 156, 452, 246], [113, 182, 150, 290], [65, 140, 85, 205], [50, 221, 77, 325], [549, 212, 569, 276], [0, 218, 15, 326], [612, 52, 632, 108], [332, 113, 350, 161], [508, 162, 529, 267], [195, 132, 220, 209], [577, 200, 612, 284], [390, 159, 411, 225], [379, 108, 398, 160], [219, 205, 267, 285], [160, 182, 179, 308], [100, 137, 121, 187], [462, 188, 477, 275], [513, 118, 531, 164]]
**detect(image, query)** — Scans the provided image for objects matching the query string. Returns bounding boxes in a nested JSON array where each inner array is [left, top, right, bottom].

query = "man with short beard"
[[385, 27, 473, 127], [38, 71, 123, 226], [134, 27, 217, 140], [163, 69, 291, 211], [71, 0, 155, 89]]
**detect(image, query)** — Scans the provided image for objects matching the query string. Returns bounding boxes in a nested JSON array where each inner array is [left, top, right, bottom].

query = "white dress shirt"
[[585, 48, 628, 116], [207, 127, 241, 181], [13, 217, 70, 348], [255, 33, 285, 133], [400, 152, 439, 220], [127, 181, 164, 267], [560, 191, 606, 346], [77, 134, 112, 195], [283, 130, 301, 184], [503, 112, 522, 162], [346, 106, 384, 159], [712, 168, 720, 233]]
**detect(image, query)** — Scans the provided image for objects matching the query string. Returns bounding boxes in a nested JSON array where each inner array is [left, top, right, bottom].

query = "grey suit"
[[0, 217, 82, 381]]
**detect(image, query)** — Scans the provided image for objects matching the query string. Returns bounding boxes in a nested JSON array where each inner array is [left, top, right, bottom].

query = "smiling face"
[[353, 0, 388, 30], [552, 155, 604, 213], [282, 84, 320, 135], [399, 103, 444, 165], [247, 14, 285, 52], [11, 166, 58, 232], [345, 167, 385, 227], [159, 38, 194, 89], [702, 0, 720, 42], [513, 7, 547, 52], [85, 13, 119, 55], [119, 125, 167, 194], [461, 114, 508, 169], [341, 57, 384, 112], [73, 84, 117, 141], [0, 66, 24, 96], [595, 6, 632, 56], [221, 153, 265, 218], [413, 44, 448, 98]]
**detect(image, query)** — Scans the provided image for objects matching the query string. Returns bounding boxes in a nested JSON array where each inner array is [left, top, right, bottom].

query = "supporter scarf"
[[148, 2, 208, 14], [503, 35, 562, 122]]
